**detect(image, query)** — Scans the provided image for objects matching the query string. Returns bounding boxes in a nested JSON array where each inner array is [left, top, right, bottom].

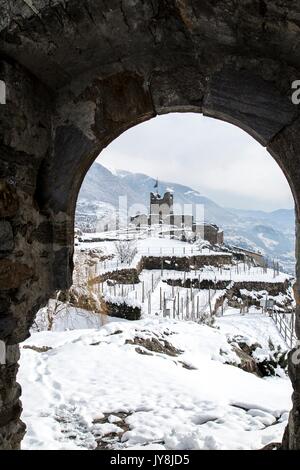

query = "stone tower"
[[150, 191, 174, 225]]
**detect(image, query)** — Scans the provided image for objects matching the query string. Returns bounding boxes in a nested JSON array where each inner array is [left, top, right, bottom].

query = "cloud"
[[97, 113, 294, 211]]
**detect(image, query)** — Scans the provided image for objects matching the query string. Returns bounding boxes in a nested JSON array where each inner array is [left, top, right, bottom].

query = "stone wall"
[[1, 0, 300, 449], [164, 278, 289, 296], [0, 59, 54, 448], [104, 301, 141, 321], [93, 269, 140, 285], [139, 254, 233, 271], [0, 345, 25, 449]]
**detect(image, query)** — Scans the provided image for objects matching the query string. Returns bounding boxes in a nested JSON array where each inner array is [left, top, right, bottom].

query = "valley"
[[76, 163, 295, 274]]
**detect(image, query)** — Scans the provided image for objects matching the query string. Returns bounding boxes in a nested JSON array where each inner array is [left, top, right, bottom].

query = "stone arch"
[[1, 0, 300, 450], [2, 58, 300, 452], [40, 66, 299, 288], [42, 68, 300, 451]]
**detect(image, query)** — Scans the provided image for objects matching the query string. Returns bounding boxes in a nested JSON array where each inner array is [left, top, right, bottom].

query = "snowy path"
[[18, 313, 292, 450]]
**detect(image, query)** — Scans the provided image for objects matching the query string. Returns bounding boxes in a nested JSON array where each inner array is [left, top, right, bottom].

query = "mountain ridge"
[[76, 162, 295, 273]]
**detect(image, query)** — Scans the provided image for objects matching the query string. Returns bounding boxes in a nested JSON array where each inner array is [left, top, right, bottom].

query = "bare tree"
[[33, 291, 69, 332], [114, 240, 137, 264], [33, 271, 108, 332]]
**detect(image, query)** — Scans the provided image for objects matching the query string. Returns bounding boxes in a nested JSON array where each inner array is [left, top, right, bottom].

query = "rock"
[[0, 400, 22, 427], [97, 268, 139, 285], [135, 347, 153, 356], [257, 349, 288, 377], [260, 442, 282, 450], [0, 260, 33, 290], [53, 248, 73, 290], [2, 0, 300, 451], [0, 297, 9, 314], [230, 338, 288, 378], [0, 315, 16, 340], [5, 345, 20, 364], [203, 68, 296, 146], [0, 221, 13, 252], [232, 345, 263, 377], [179, 361, 197, 370], [0, 181, 19, 218], [30, 222, 53, 244], [236, 341, 262, 356], [22, 345, 52, 353], [104, 300, 141, 321], [126, 336, 182, 356]]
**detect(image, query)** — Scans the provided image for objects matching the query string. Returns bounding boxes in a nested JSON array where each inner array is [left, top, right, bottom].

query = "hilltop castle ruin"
[[131, 190, 224, 245]]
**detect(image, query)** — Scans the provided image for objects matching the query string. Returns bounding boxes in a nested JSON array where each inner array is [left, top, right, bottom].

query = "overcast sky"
[[97, 113, 294, 212]]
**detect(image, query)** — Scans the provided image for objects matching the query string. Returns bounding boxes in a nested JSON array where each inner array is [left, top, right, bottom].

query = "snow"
[[19, 229, 295, 450], [19, 313, 292, 450], [216, 310, 288, 350], [76, 231, 292, 282], [86, 256, 293, 330], [258, 233, 279, 249], [35, 303, 105, 332], [156, 265, 290, 283]]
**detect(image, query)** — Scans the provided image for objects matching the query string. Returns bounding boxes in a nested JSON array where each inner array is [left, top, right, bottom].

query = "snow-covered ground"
[[19, 312, 292, 450], [77, 236, 229, 274], [19, 231, 294, 450], [76, 234, 292, 282], [91, 263, 293, 326]]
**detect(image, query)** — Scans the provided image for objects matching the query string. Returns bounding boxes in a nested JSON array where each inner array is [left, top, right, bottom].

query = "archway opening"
[[19, 113, 296, 450]]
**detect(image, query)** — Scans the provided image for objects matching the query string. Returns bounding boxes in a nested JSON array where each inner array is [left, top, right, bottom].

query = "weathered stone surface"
[[0, 220, 13, 252], [151, 67, 205, 114], [269, 123, 300, 374], [0, 297, 9, 314], [96, 72, 154, 136], [0, 415, 25, 450], [36, 125, 96, 215], [203, 68, 297, 146], [95, 268, 140, 285], [232, 345, 262, 377], [140, 254, 233, 271], [0, 181, 18, 218], [0, 260, 33, 290], [1, 0, 300, 93], [5, 345, 20, 365], [0, 360, 25, 449], [0, 58, 52, 449], [1, 0, 300, 451], [52, 247, 73, 290], [282, 352, 300, 449], [104, 300, 141, 321], [0, 315, 16, 341], [30, 222, 53, 245], [125, 336, 182, 356], [268, 117, 300, 220]]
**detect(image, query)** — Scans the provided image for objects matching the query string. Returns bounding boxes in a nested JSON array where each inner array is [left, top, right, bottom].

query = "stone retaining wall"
[[139, 254, 232, 271], [164, 277, 289, 296], [1, 0, 300, 449], [104, 301, 141, 321]]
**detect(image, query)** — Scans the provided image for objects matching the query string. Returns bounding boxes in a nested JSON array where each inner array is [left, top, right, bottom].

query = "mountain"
[[78, 163, 242, 225], [228, 208, 295, 233], [76, 162, 295, 273]]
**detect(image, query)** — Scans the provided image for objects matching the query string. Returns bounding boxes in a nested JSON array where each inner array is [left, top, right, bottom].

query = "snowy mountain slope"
[[116, 169, 239, 225], [229, 208, 295, 233], [79, 163, 139, 208], [224, 224, 295, 266], [76, 162, 295, 272], [77, 162, 239, 225], [19, 314, 291, 450]]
